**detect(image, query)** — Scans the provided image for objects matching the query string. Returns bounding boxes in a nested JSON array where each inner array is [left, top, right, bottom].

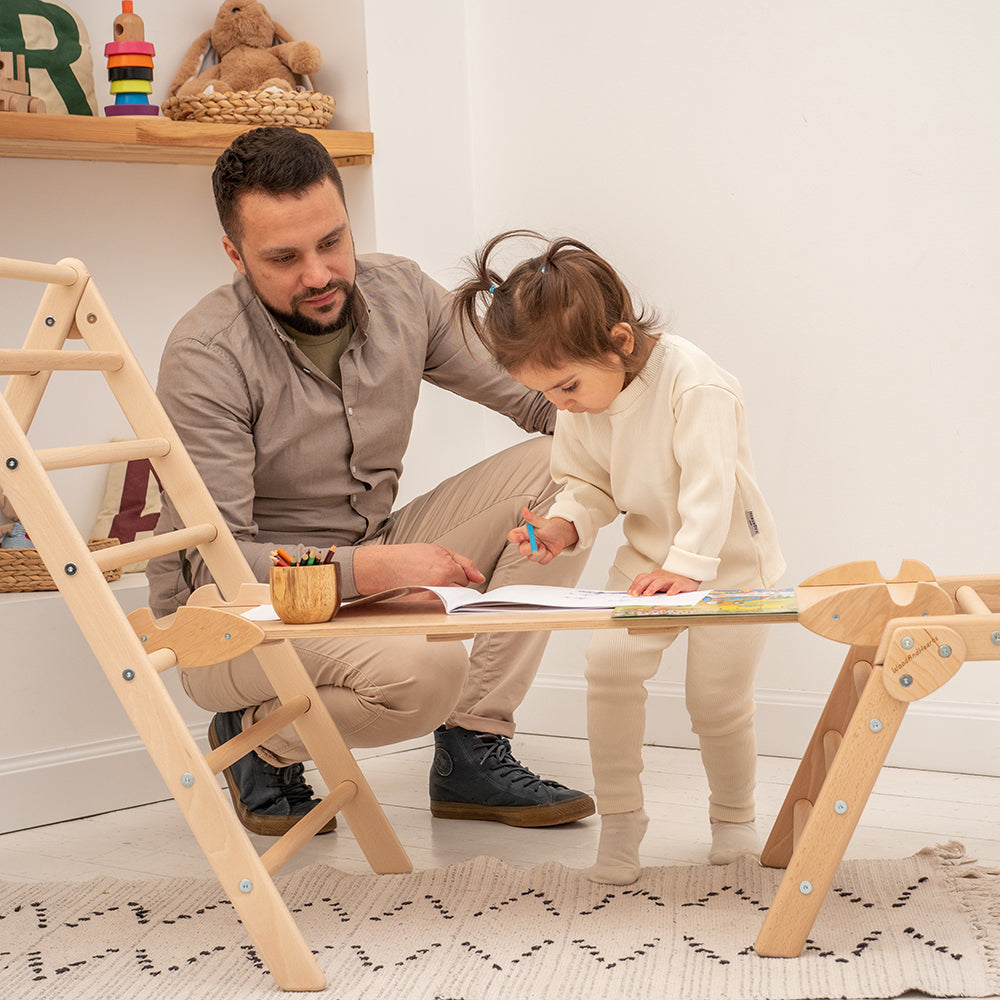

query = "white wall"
[[363, 0, 489, 502], [451, 0, 1000, 772], [3, 0, 998, 828]]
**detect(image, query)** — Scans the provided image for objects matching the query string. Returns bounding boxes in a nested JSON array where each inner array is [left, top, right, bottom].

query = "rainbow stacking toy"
[[104, 1, 158, 117]]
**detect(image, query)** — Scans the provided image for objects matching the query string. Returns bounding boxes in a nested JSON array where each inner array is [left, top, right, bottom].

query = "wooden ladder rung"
[[261, 779, 358, 876], [0, 256, 79, 285], [956, 585, 992, 615], [0, 349, 124, 374], [37, 437, 170, 471], [146, 648, 179, 674], [203, 694, 312, 774], [792, 797, 812, 847], [853, 659, 872, 696], [0, 257, 80, 285], [92, 522, 217, 571], [822, 729, 842, 770]]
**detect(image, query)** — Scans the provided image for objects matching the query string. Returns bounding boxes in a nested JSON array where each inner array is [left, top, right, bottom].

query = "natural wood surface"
[[127, 606, 263, 670], [270, 563, 342, 624], [758, 646, 878, 871], [755, 566, 1000, 958], [0, 112, 373, 166], [795, 580, 954, 646], [755, 664, 908, 957], [187, 583, 800, 641]]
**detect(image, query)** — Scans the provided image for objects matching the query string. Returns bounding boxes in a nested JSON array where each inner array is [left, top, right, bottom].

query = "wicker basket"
[[161, 88, 336, 129], [0, 538, 122, 593]]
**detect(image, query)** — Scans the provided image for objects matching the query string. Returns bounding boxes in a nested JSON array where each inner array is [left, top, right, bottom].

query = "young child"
[[452, 230, 784, 884]]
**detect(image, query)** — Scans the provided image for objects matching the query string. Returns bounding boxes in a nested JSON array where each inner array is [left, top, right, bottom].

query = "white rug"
[[1, 842, 997, 999]]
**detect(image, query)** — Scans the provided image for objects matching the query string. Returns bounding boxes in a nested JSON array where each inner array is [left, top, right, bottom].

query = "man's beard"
[[249, 274, 356, 336]]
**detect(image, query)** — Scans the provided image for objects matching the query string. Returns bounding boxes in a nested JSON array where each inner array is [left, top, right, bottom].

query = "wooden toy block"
[[113, 1, 146, 43], [0, 52, 29, 94], [0, 49, 45, 114]]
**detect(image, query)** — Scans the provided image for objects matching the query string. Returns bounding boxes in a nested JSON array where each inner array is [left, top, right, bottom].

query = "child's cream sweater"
[[547, 334, 785, 589]]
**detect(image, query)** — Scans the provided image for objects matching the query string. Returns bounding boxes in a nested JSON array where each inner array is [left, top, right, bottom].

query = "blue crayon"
[[526, 521, 538, 555]]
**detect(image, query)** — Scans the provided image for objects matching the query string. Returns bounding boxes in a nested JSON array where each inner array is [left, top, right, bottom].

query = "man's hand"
[[352, 543, 485, 595], [507, 507, 579, 565], [627, 570, 701, 597]]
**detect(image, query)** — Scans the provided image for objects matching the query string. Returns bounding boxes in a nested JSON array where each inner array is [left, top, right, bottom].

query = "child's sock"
[[586, 809, 649, 885], [708, 818, 759, 865]]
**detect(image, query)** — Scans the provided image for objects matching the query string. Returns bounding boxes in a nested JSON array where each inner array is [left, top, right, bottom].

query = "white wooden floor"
[[1, 734, 997, 881], [0, 736, 997, 999]]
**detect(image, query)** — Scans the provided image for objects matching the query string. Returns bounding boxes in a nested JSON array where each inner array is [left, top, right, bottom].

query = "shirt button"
[[347, 407, 354, 415]]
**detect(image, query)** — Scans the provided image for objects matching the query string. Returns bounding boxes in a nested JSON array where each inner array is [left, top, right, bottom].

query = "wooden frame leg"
[[251, 639, 412, 875], [754, 665, 907, 957], [152, 714, 328, 992]]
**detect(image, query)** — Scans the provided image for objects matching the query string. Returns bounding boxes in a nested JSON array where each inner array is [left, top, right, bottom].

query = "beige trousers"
[[180, 436, 589, 764], [586, 563, 770, 823]]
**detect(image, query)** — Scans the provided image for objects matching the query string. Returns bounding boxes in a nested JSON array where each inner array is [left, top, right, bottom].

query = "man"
[[147, 126, 594, 837]]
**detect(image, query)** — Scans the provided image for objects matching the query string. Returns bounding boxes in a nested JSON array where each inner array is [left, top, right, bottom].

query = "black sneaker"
[[429, 725, 595, 827], [208, 710, 336, 837]]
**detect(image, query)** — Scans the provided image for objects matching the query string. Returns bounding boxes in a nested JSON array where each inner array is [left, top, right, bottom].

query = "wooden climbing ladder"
[[0, 255, 411, 992], [754, 559, 1000, 956]]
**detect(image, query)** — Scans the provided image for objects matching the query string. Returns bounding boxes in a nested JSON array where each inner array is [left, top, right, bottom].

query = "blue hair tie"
[[541, 266, 546, 274], [488, 283, 499, 294]]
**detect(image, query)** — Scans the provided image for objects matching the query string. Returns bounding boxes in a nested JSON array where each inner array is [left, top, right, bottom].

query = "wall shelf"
[[0, 112, 373, 167]]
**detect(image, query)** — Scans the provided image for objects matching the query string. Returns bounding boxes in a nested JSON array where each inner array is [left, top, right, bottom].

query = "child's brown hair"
[[452, 230, 660, 377]]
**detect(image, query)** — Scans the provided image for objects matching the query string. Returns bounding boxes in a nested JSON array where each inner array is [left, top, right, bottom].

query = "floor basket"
[[161, 88, 336, 129], [0, 538, 121, 593]]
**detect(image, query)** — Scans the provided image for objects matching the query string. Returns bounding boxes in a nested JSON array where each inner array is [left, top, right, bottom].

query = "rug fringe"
[[924, 841, 1000, 991]]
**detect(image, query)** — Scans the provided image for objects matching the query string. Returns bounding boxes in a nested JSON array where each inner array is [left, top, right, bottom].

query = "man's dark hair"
[[212, 126, 346, 245]]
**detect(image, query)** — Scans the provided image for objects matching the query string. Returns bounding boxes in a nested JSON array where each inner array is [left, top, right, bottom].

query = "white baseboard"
[[515, 673, 1000, 777], [4, 669, 994, 835], [0, 724, 212, 834], [0, 727, 435, 835]]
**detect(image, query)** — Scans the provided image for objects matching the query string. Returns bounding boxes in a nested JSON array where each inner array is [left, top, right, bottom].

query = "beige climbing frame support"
[[754, 559, 1000, 957]]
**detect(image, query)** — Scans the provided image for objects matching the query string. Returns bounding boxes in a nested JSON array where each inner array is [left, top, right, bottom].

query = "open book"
[[241, 584, 710, 620], [384, 584, 712, 613], [611, 588, 797, 618]]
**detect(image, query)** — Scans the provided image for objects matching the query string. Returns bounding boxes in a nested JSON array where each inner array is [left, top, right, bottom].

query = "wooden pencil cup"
[[269, 563, 342, 624]]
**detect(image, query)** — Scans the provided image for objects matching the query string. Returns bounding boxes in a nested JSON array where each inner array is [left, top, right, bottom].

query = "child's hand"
[[627, 570, 701, 597], [507, 507, 579, 564]]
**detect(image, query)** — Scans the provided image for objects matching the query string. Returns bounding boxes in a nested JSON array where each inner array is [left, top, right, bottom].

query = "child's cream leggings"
[[586, 587, 770, 822]]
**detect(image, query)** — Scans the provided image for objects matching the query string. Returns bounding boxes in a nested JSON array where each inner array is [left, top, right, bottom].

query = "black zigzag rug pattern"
[[0, 842, 997, 1000]]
